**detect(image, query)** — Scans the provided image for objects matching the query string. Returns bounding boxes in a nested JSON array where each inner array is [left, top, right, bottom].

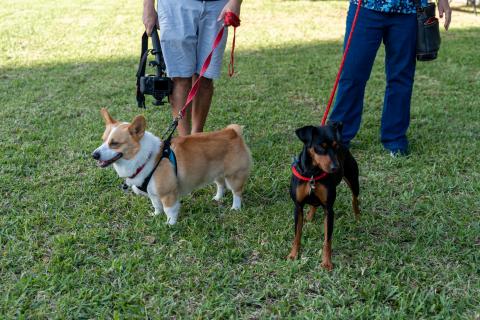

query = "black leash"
[[135, 139, 175, 193]]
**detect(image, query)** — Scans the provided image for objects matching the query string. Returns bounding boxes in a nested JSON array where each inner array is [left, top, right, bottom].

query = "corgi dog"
[[92, 108, 252, 224]]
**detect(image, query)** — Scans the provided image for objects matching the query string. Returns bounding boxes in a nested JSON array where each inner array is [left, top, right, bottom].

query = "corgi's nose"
[[92, 151, 100, 160]]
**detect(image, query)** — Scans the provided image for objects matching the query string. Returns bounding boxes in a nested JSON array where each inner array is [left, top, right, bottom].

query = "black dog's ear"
[[327, 121, 343, 142], [295, 125, 316, 146]]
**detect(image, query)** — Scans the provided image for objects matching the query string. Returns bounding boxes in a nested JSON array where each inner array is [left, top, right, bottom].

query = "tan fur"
[[306, 206, 317, 222], [286, 206, 304, 260], [97, 109, 252, 224], [155, 127, 252, 199], [226, 124, 243, 135], [308, 148, 332, 173], [102, 123, 141, 160], [343, 177, 361, 220], [101, 108, 117, 125], [295, 183, 328, 204], [321, 211, 333, 271]]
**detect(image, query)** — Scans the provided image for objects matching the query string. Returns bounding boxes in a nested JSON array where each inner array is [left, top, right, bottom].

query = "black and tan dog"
[[287, 122, 360, 270]]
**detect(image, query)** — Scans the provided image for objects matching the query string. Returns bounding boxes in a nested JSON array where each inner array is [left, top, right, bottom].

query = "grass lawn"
[[1, 0, 479, 318]]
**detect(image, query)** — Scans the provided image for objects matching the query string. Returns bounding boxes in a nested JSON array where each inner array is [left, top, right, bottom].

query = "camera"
[[136, 29, 173, 107], [140, 75, 172, 105]]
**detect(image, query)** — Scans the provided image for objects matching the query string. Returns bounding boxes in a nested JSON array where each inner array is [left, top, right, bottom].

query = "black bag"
[[415, 1, 441, 61]]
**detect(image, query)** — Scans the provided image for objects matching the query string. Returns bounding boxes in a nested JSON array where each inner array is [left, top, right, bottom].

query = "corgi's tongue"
[[97, 160, 113, 168], [97, 153, 123, 168]]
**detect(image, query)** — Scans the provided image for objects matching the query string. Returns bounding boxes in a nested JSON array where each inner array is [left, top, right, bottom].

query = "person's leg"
[[329, 5, 384, 146], [191, 75, 213, 133], [381, 13, 417, 152], [191, 0, 228, 133], [170, 77, 192, 136], [157, 0, 200, 136]]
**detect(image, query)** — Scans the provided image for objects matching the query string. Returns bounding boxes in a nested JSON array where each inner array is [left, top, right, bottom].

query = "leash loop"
[[224, 11, 241, 77]]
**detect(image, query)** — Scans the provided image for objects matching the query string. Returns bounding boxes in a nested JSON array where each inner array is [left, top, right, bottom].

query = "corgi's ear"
[[100, 108, 117, 125], [129, 115, 146, 140], [295, 125, 316, 147]]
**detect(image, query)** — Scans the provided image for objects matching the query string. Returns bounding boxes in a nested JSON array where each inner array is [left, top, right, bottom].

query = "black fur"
[[288, 122, 360, 265]]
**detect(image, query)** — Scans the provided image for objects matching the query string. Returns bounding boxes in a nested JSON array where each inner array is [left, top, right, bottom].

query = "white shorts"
[[157, 0, 229, 80]]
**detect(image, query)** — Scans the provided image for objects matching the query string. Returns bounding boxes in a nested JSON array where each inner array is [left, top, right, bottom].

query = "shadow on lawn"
[[0, 27, 478, 247], [1, 26, 478, 137]]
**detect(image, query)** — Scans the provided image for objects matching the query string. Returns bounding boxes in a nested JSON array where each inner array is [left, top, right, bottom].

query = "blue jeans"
[[329, 4, 417, 151]]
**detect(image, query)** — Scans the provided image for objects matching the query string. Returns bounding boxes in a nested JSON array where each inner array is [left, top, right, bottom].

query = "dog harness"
[[124, 141, 177, 194]]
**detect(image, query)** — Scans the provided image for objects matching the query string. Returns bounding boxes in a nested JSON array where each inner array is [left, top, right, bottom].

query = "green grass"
[[1, 0, 480, 318]]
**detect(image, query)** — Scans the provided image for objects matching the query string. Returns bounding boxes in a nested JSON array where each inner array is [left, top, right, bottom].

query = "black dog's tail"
[[343, 150, 359, 197], [342, 149, 361, 218]]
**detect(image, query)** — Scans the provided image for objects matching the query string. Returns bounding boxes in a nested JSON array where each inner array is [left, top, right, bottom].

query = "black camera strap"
[[136, 32, 151, 108]]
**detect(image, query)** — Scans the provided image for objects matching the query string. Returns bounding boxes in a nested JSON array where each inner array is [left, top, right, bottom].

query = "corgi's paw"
[[150, 210, 161, 217], [231, 195, 241, 210], [166, 216, 177, 225]]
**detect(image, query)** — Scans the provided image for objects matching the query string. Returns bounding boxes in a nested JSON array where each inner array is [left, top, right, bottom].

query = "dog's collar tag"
[[309, 176, 316, 195], [309, 176, 316, 189]]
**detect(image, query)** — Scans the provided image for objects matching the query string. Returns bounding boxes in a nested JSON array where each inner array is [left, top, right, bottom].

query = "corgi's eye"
[[110, 140, 122, 148]]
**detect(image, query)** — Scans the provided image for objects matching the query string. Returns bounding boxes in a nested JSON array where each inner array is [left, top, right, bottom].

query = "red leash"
[[321, 0, 363, 125], [178, 12, 240, 119], [227, 13, 239, 77], [292, 1, 363, 182]]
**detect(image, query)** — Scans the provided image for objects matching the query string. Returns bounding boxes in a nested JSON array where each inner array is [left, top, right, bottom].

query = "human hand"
[[437, 0, 452, 31], [143, 3, 158, 36], [218, 0, 242, 22]]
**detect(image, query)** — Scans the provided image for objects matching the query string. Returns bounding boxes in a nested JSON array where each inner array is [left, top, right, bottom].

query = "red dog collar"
[[291, 165, 328, 182], [129, 152, 152, 179]]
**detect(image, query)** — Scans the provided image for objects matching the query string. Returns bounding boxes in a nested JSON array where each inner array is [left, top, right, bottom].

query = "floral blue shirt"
[[351, 0, 428, 14]]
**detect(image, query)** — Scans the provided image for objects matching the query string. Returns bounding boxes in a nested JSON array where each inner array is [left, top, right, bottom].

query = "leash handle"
[[225, 11, 241, 77], [321, 0, 363, 125]]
